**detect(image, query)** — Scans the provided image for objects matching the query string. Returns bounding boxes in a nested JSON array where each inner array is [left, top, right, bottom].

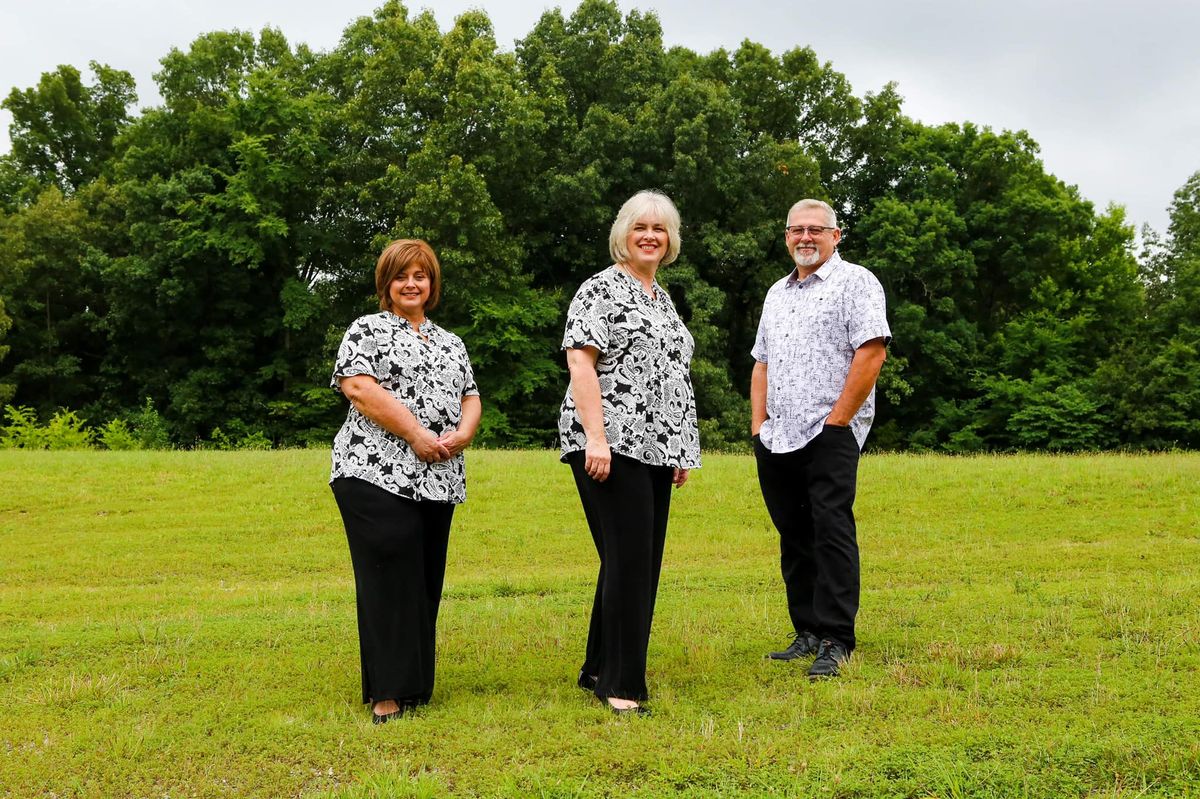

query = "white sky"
[[2, 0, 1198, 235]]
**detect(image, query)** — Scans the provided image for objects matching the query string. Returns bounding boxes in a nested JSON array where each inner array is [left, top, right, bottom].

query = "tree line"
[[1, 0, 1197, 451]]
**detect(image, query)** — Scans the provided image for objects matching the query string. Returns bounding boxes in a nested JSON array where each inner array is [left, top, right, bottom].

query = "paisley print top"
[[330, 312, 479, 503], [559, 266, 701, 469]]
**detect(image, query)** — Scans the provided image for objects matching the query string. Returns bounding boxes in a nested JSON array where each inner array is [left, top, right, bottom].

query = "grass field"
[[1, 450, 1198, 798]]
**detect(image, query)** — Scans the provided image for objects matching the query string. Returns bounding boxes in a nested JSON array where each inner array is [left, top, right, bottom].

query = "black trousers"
[[754, 425, 861, 650], [567, 452, 675, 701], [330, 477, 454, 705]]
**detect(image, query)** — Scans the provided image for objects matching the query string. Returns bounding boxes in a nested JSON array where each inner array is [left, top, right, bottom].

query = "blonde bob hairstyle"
[[608, 190, 682, 267], [376, 239, 442, 312]]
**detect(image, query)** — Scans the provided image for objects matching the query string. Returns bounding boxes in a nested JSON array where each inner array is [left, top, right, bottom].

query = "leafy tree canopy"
[[0, 1, 1188, 451]]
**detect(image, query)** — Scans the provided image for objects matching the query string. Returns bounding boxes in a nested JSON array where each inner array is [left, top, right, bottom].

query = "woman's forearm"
[[457, 394, 482, 441], [566, 348, 607, 444], [342, 375, 451, 462], [340, 375, 425, 443], [567, 346, 611, 482]]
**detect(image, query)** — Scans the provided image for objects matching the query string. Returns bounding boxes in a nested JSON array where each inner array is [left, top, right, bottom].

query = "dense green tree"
[[2, 62, 135, 196], [99, 28, 339, 442], [0, 296, 11, 405], [1097, 171, 1200, 448], [0, 186, 105, 414], [318, 4, 565, 443], [0, 1, 1184, 451], [851, 123, 1141, 450]]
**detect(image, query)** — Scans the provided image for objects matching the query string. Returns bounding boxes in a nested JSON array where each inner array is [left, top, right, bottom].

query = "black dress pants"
[[331, 477, 454, 705], [567, 452, 675, 701], [754, 425, 861, 650]]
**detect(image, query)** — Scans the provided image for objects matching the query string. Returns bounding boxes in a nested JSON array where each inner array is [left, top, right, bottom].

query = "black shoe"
[[807, 639, 850, 678], [767, 631, 820, 661], [577, 669, 598, 692]]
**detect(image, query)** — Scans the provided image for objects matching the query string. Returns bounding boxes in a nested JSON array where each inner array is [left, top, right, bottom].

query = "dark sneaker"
[[807, 639, 850, 678], [767, 631, 820, 661]]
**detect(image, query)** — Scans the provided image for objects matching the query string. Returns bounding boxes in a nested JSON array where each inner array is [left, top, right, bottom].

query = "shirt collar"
[[785, 250, 844, 287], [386, 311, 433, 333], [611, 264, 663, 299]]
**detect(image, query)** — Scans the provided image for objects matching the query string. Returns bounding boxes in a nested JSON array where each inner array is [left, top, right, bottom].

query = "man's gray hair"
[[786, 199, 838, 229]]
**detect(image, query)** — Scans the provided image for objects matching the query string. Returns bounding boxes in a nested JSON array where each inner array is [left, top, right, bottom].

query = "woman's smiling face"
[[388, 262, 431, 316], [624, 216, 670, 270]]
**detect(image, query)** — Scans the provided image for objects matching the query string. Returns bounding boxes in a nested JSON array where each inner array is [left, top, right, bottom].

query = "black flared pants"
[[754, 425, 861, 650], [331, 477, 454, 705], [567, 452, 675, 701]]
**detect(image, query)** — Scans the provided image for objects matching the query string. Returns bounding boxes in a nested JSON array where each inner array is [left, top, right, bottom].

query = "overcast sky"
[[2, 0, 1197, 235]]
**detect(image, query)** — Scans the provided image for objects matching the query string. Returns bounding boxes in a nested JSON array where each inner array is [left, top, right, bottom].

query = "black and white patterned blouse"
[[330, 312, 479, 503], [752, 251, 891, 453], [559, 266, 702, 469]]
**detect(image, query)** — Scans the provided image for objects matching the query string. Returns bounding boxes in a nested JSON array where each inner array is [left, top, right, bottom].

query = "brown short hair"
[[375, 239, 442, 312]]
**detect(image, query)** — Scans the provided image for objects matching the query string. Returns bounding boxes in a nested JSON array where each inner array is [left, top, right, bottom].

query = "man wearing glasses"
[[751, 198, 891, 678]]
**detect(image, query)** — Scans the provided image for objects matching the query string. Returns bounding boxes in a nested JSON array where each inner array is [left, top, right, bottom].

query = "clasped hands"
[[411, 427, 470, 463]]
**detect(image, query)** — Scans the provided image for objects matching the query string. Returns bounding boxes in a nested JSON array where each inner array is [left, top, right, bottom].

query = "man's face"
[[785, 209, 841, 270]]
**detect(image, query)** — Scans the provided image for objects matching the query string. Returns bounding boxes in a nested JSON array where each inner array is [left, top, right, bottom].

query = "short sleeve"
[[460, 342, 480, 398], [562, 279, 611, 353], [750, 295, 771, 364], [331, 317, 383, 391], [847, 271, 892, 350]]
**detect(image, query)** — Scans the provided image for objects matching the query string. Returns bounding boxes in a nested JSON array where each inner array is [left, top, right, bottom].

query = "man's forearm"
[[750, 361, 768, 435], [827, 339, 887, 426]]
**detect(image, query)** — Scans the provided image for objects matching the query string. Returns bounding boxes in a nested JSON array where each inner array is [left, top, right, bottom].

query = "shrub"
[[126, 398, 172, 449], [99, 419, 141, 450], [1, 406, 95, 449], [42, 409, 95, 449], [208, 421, 273, 450], [234, 431, 273, 451], [1, 406, 47, 449]]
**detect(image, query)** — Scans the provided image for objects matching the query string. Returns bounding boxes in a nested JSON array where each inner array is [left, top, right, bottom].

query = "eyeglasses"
[[785, 225, 837, 237]]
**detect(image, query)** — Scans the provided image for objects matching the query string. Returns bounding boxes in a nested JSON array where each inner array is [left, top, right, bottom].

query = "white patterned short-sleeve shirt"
[[559, 266, 701, 469], [329, 312, 479, 503], [752, 252, 891, 453]]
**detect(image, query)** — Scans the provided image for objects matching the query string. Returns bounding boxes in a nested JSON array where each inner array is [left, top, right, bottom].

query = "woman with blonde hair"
[[559, 190, 701, 715]]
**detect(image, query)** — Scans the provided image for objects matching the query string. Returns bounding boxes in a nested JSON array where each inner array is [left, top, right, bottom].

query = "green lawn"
[[1, 450, 1198, 798]]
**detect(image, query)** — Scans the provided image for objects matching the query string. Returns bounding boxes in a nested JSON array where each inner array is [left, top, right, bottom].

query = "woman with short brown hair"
[[329, 238, 481, 723]]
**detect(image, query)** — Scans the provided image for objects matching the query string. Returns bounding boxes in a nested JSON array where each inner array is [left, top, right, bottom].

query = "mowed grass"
[[1, 450, 1198, 798]]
